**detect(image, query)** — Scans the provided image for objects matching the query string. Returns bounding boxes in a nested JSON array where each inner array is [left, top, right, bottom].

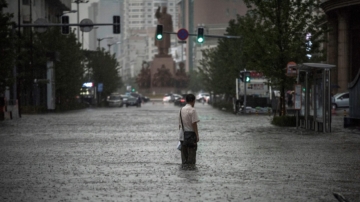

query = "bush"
[[271, 115, 296, 127]]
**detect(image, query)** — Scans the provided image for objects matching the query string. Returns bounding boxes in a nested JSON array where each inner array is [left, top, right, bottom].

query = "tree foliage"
[[0, 1, 16, 93], [85, 49, 122, 96], [198, 0, 326, 115]]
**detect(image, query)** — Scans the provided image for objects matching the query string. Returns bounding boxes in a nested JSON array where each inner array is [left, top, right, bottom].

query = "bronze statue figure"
[[155, 6, 173, 57]]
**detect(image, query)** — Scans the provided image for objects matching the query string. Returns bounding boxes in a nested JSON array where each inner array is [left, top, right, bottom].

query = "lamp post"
[[107, 41, 121, 54], [73, 0, 89, 42], [97, 37, 113, 50]]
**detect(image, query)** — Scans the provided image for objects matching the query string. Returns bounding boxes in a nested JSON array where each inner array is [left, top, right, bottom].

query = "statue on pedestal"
[[155, 7, 173, 57]]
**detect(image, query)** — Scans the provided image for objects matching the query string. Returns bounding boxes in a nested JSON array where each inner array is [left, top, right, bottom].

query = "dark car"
[[130, 92, 150, 103], [125, 95, 140, 107], [174, 94, 187, 107]]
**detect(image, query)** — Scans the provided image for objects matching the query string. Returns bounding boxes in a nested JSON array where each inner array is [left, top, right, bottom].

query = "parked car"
[[174, 94, 187, 107], [332, 92, 349, 108], [107, 94, 123, 107], [125, 95, 139, 107], [163, 93, 183, 102], [130, 92, 150, 103], [121, 94, 129, 104]]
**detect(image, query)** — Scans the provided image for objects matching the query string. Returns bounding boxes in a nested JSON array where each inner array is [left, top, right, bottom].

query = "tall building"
[[88, 0, 123, 53]]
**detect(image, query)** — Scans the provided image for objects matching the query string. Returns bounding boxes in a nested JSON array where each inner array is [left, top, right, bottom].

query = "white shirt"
[[178, 104, 200, 141]]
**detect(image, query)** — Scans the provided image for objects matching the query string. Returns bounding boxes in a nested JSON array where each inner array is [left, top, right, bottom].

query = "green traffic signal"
[[197, 27, 204, 43], [156, 24, 163, 40], [244, 72, 251, 83]]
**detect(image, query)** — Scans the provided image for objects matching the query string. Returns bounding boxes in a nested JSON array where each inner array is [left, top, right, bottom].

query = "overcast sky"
[[68, 0, 100, 49]]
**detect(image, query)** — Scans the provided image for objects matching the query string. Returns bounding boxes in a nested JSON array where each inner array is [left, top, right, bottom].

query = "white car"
[[163, 94, 172, 102], [332, 92, 349, 108], [196, 93, 210, 102], [107, 94, 123, 107]]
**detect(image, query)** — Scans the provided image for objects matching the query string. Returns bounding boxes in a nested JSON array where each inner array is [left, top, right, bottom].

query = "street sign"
[[80, 18, 94, 32], [177, 28, 189, 41], [178, 40, 187, 44], [286, 61, 297, 76], [98, 83, 103, 92], [34, 18, 48, 33]]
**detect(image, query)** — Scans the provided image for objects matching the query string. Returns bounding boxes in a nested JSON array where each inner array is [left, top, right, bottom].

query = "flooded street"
[[0, 103, 359, 201]]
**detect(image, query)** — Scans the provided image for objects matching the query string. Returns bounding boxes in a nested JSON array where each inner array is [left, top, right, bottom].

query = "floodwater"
[[0, 102, 359, 201]]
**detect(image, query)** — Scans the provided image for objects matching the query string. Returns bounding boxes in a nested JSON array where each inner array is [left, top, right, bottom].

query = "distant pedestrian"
[[137, 96, 142, 107], [178, 94, 200, 166]]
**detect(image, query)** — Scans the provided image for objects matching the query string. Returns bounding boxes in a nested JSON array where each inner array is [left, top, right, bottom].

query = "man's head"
[[186, 94, 196, 106], [162, 6, 167, 14]]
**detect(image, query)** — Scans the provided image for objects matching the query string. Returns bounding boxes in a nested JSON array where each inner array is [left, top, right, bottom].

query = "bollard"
[[331, 105, 336, 115], [344, 109, 347, 117]]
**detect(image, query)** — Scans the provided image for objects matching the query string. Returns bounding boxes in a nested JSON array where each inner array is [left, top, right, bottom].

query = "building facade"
[[320, 0, 360, 124]]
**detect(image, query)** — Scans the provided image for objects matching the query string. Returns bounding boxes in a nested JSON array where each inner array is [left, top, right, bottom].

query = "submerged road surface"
[[0, 103, 359, 201]]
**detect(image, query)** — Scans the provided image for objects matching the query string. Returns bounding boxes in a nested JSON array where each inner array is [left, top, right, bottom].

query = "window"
[[341, 93, 349, 99], [22, 0, 29, 5]]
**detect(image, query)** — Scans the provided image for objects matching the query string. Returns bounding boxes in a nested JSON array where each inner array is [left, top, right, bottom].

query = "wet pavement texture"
[[0, 103, 359, 202]]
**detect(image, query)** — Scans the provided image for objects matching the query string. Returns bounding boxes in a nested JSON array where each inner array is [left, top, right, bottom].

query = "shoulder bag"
[[180, 108, 197, 147]]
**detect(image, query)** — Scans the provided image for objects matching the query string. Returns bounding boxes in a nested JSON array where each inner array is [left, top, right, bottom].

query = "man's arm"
[[192, 122, 199, 142]]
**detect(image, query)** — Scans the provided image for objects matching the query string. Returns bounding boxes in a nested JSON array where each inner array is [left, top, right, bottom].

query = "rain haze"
[[1, 0, 360, 201]]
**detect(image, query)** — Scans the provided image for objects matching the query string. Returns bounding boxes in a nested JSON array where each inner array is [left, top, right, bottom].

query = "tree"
[[0, 1, 16, 95], [32, 27, 85, 109], [187, 69, 205, 93], [240, 0, 325, 115], [198, 0, 325, 115], [85, 49, 122, 97]]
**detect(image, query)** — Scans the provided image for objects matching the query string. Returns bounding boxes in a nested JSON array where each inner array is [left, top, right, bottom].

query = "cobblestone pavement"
[[0, 102, 359, 202]]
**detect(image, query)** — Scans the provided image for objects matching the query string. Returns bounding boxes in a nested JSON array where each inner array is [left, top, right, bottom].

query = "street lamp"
[[73, 0, 89, 42], [107, 41, 121, 54], [97, 37, 113, 50]]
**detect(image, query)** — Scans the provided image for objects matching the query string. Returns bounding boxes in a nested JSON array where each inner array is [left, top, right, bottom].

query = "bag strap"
[[179, 107, 184, 131]]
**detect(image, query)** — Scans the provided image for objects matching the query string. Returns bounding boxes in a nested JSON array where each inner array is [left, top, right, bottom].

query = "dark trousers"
[[180, 141, 197, 164]]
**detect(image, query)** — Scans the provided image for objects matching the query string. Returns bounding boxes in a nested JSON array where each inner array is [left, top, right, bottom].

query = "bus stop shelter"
[[295, 63, 335, 133]]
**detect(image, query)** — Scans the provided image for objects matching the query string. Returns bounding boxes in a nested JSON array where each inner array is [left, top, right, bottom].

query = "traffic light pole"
[[15, 23, 118, 28], [163, 31, 241, 39]]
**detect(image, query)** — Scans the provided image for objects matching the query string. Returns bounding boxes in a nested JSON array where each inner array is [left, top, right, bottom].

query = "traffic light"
[[197, 27, 204, 43], [132, 88, 135, 92], [156, 24, 163, 40], [113, 15, 121, 34], [239, 71, 244, 82], [61, 16, 69, 35], [244, 72, 251, 83]]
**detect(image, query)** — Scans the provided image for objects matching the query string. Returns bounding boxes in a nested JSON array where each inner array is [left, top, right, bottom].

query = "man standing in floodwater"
[[178, 94, 200, 165]]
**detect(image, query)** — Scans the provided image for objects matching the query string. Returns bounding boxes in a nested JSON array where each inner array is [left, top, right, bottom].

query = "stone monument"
[[149, 7, 176, 94]]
